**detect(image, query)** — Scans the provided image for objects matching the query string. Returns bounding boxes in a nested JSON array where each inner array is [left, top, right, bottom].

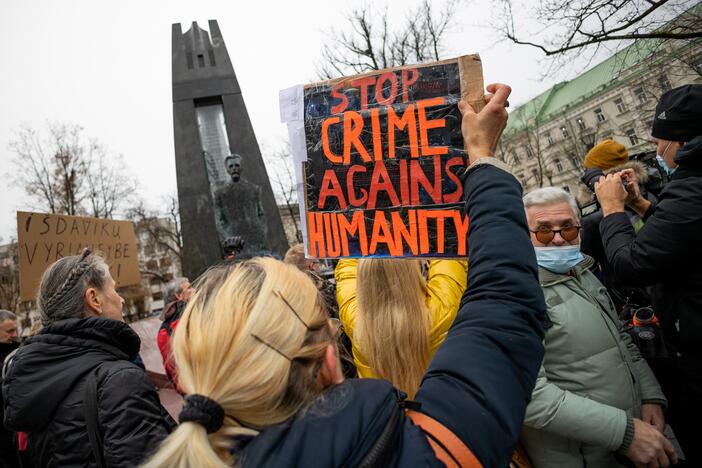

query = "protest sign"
[[281, 55, 484, 258], [17, 211, 141, 301]]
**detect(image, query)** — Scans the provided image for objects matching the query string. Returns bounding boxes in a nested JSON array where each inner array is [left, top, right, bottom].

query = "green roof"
[[504, 3, 701, 135]]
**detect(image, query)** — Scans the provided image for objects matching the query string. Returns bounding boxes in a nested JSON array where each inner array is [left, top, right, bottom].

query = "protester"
[[2, 250, 174, 466], [157, 276, 193, 387], [521, 187, 673, 468], [144, 83, 546, 468], [284, 244, 337, 316], [0, 310, 19, 468], [595, 83, 702, 465], [580, 140, 654, 309], [335, 257, 467, 397]]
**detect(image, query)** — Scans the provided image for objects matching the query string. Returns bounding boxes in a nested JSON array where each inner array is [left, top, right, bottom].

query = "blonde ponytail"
[[355, 259, 431, 398], [143, 258, 334, 467]]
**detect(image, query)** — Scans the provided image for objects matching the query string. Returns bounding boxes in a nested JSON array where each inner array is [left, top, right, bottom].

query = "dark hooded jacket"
[[600, 136, 702, 358], [236, 162, 547, 467], [2, 317, 174, 467]]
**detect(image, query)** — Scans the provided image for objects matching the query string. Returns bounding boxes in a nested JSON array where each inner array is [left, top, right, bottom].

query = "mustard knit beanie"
[[583, 139, 629, 170]]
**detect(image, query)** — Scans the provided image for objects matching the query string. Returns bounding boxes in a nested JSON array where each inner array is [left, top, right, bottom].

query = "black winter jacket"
[[2, 317, 174, 467], [600, 135, 702, 358], [237, 162, 547, 468]]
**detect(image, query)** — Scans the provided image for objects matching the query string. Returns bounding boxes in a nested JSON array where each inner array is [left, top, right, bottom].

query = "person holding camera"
[[595, 84, 702, 465]]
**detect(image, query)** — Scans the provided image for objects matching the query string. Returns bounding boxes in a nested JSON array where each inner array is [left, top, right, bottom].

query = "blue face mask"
[[535, 245, 584, 274], [656, 141, 677, 177]]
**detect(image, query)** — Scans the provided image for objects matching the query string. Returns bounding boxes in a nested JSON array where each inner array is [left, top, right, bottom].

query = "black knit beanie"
[[651, 84, 702, 142]]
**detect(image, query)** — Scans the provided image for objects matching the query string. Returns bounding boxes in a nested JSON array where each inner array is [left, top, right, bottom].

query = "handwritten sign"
[[17, 211, 141, 301], [282, 55, 484, 258]]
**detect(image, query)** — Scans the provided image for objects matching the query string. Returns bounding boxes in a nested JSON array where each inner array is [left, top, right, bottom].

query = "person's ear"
[[84, 287, 102, 316], [319, 343, 343, 387]]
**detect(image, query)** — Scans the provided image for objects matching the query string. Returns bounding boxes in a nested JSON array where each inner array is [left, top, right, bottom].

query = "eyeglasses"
[[530, 225, 581, 244]]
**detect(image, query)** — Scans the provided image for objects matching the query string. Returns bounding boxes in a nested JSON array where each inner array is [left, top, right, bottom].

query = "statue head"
[[225, 154, 243, 182]]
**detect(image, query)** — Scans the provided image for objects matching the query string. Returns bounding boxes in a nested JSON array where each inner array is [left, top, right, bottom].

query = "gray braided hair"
[[37, 251, 111, 325]]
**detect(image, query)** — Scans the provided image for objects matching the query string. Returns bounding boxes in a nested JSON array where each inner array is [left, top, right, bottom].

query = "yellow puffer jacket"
[[335, 259, 468, 379]]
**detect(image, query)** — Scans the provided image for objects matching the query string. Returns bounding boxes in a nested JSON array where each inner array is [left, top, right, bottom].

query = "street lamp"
[[580, 132, 596, 151]]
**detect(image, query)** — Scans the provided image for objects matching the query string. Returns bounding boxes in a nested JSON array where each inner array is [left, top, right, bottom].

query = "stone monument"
[[172, 20, 289, 278]]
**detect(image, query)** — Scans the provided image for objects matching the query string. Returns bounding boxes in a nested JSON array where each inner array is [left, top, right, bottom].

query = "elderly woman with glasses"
[[2, 250, 174, 467], [520, 187, 673, 468]]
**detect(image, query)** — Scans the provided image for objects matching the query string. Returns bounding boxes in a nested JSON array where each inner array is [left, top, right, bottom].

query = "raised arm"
[[415, 84, 546, 468]]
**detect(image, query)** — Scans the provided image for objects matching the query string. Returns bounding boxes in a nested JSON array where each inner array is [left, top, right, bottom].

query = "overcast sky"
[[0, 0, 581, 242]]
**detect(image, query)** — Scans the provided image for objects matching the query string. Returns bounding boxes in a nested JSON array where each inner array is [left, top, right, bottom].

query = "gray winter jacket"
[[522, 256, 666, 468]]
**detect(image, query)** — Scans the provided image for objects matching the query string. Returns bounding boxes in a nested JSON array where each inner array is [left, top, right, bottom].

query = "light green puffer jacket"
[[522, 256, 666, 468]]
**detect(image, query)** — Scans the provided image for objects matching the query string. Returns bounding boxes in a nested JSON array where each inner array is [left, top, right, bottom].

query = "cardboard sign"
[[281, 56, 484, 258], [17, 211, 141, 301]]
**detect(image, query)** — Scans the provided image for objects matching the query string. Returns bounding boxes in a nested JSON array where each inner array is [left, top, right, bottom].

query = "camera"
[[621, 305, 668, 359], [629, 150, 668, 197]]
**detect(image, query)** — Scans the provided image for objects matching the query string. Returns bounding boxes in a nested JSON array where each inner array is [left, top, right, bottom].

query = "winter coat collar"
[[30, 316, 141, 360], [673, 135, 702, 175], [538, 255, 595, 286]]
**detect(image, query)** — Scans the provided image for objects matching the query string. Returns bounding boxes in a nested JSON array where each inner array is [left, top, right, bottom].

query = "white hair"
[[523, 187, 580, 220], [0, 310, 16, 322]]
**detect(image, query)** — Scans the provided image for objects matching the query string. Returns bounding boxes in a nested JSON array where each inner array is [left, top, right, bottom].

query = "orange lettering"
[[369, 211, 398, 255], [350, 76, 375, 110], [392, 210, 418, 256], [323, 213, 342, 257], [307, 212, 326, 257], [367, 162, 400, 210], [399, 159, 410, 205], [347, 165, 369, 207], [417, 210, 430, 254], [318, 169, 348, 210], [322, 116, 343, 164], [331, 82, 349, 114], [454, 211, 470, 256], [410, 159, 442, 205], [443, 157, 465, 203], [375, 72, 398, 106], [371, 108, 383, 161], [343, 111, 372, 164], [387, 105, 419, 159], [417, 97, 448, 156], [338, 211, 369, 256]]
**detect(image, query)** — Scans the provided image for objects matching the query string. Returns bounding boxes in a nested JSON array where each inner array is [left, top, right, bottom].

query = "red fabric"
[[17, 431, 27, 451], [157, 318, 181, 393]]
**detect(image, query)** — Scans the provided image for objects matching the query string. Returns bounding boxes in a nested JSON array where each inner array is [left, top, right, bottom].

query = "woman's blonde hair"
[[144, 257, 333, 468], [355, 259, 431, 398]]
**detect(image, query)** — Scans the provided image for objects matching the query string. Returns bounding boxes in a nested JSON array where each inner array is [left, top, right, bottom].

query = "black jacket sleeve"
[[415, 163, 546, 468], [599, 182, 702, 286], [98, 366, 173, 466]]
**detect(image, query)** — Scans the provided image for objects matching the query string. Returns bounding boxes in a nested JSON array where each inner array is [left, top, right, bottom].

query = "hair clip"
[[79, 248, 93, 262], [251, 333, 292, 361], [273, 290, 311, 330]]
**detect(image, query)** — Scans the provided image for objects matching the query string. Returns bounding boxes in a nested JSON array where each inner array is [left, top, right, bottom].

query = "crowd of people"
[[0, 82, 700, 468]]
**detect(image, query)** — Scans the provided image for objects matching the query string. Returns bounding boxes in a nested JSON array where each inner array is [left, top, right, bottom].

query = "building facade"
[[499, 33, 701, 200]]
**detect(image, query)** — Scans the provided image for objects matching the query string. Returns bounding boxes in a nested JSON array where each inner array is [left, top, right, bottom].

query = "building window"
[[576, 117, 586, 130], [626, 128, 639, 146], [594, 108, 606, 122], [614, 97, 627, 113], [554, 159, 564, 172], [197, 54, 206, 67], [561, 126, 569, 138], [546, 132, 554, 146], [658, 74, 671, 92], [511, 151, 520, 165], [525, 146, 534, 159], [634, 87, 647, 105]]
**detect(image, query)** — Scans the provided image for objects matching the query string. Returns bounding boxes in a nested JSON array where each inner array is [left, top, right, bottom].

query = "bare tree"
[[318, 0, 459, 79], [0, 242, 20, 313], [126, 194, 183, 282], [9, 122, 137, 219], [264, 143, 303, 244], [498, 0, 701, 72]]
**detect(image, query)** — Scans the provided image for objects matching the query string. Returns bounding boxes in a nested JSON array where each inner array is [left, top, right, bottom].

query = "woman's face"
[[88, 274, 125, 322]]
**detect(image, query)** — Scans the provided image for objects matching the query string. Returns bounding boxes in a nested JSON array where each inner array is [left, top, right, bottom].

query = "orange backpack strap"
[[406, 410, 483, 468]]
